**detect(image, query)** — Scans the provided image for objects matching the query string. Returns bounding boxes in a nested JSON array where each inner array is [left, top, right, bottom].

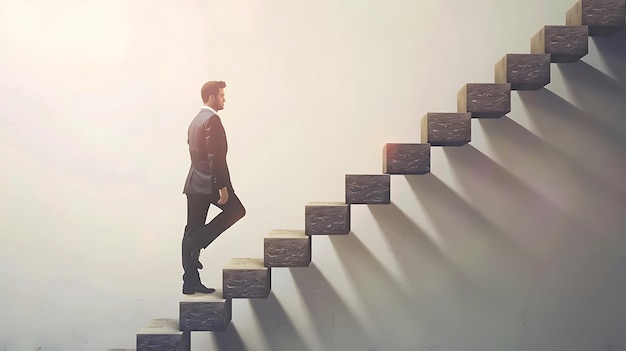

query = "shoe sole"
[[182, 288, 216, 295]]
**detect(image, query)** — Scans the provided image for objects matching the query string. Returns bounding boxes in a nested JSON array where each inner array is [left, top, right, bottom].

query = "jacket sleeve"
[[204, 115, 229, 189]]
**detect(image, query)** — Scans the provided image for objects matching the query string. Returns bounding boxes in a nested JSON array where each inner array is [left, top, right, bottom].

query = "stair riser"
[[264, 237, 312, 267], [383, 143, 430, 175], [531, 26, 589, 63], [137, 334, 190, 351], [305, 205, 350, 235], [223, 269, 271, 298], [345, 175, 391, 204], [566, 0, 625, 36], [495, 54, 551, 90], [457, 84, 511, 118], [179, 300, 232, 331], [421, 113, 471, 146], [136, 319, 189, 351]]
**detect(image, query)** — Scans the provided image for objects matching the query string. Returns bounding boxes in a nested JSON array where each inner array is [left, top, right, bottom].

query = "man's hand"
[[217, 187, 229, 205]]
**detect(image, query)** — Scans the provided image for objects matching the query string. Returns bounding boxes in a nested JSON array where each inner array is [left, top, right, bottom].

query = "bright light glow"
[[1, 1, 133, 64]]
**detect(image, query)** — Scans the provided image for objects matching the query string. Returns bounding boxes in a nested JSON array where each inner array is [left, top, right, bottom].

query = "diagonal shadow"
[[367, 202, 471, 295], [479, 116, 626, 237], [289, 263, 372, 351], [328, 233, 421, 345], [406, 173, 524, 255], [442, 144, 593, 279], [516, 88, 626, 195], [555, 60, 626, 138], [404, 173, 542, 293], [248, 292, 309, 351], [591, 28, 626, 84], [212, 322, 247, 351]]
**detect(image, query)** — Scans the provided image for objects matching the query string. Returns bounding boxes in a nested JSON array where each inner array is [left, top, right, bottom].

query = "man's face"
[[212, 88, 226, 111]]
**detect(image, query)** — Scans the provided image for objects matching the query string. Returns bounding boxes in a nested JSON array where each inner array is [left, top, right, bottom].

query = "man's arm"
[[205, 115, 229, 204]]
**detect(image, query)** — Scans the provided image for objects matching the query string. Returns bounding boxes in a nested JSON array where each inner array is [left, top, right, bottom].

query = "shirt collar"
[[201, 105, 218, 115]]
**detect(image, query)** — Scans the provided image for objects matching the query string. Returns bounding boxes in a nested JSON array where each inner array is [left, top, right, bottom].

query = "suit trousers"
[[182, 190, 246, 281]]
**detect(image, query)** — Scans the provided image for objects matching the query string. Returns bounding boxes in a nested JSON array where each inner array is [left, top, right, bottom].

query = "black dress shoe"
[[182, 283, 215, 295]]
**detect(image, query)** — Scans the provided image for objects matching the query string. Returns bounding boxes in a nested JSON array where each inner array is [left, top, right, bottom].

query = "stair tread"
[[181, 289, 228, 301], [306, 202, 348, 206], [268, 229, 307, 238], [137, 319, 182, 334], [226, 258, 266, 269]]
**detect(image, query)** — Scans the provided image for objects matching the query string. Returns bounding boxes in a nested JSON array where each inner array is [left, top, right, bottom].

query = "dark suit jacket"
[[183, 109, 232, 194]]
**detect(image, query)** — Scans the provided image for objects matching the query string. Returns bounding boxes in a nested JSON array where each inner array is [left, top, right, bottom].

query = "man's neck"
[[201, 105, 218, 115]]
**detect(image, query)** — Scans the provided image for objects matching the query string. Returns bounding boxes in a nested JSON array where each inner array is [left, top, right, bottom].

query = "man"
[[181, 80, 246, 294]]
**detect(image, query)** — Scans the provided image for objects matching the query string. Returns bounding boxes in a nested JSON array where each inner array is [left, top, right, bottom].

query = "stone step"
[[345, 174, 391, 204], [179, 290, 232, 331], [457, 83, 511, 118], [223, 258, 271, 298], [531, 25, 589, 63], [495, 54, 551, 90], [264, 230, 312, 267], [566, 0, 625, 36], [305, 202, 351, 235], [421, 112, 471, 146], [136, 319, 190, 351], [383, 143, 430, 175]]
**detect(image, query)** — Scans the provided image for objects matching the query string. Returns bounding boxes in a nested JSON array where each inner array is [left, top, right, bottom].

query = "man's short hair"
[[201, 81, 226, 103]]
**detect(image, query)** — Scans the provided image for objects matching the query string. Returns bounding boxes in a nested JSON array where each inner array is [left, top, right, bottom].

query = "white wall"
[[1, 0, 625, 350]]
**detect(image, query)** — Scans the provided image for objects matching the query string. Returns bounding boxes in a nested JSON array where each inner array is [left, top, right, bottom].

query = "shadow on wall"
[[211, 322, 246, 351], [555, 60, 626, 138], [516, 88, 626, 195], [441, 143, 593, 279], [478, 115, 626, 233], [592, 29, 626, 84], [402, 172, 539, 298], [289, 263, 372, 351], [248, 292, 308, 351], [367, 201, 471, 295], [328, 232, 423, 344]]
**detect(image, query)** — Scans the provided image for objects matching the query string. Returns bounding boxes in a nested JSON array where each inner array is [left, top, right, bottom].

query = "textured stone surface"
[[531, 25, 589, 62], [457, 83, 511, 118], [345, 174, 390, 204], [264, 230, 311, 267], [566, 0, 625, 36], [136, 319, 190, 351], [305, 202, 350, 235], [108, 349, 136, 351], [495, 54, 551, 90], [223, 258, 271, 298], [421, 113, 471, 146], [383, 143, 430, 174], [179, 290, 232, 331]]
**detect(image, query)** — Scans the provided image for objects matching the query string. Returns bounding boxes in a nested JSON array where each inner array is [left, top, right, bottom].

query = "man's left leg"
[[194, 190, 246, 250]]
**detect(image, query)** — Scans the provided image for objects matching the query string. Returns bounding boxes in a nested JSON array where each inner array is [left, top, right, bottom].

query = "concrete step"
[[531, 25, 589, 62], [421, 112, 471, 146], [495, 54, 551, 90], [566, 0, 625, 36], [179, 290, 232, 331], [383, 143, 430, 175], [345, 174, 391, 204], [457, 83, 511, 118], [305, 202, 351, 235], [264, 230, 312, 267], [136, 319, 190, 351], [223, 258, 271, 298]]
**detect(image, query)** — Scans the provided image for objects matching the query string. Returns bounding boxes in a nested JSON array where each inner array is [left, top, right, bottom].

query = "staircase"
[[108, 0, 625, 350]]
